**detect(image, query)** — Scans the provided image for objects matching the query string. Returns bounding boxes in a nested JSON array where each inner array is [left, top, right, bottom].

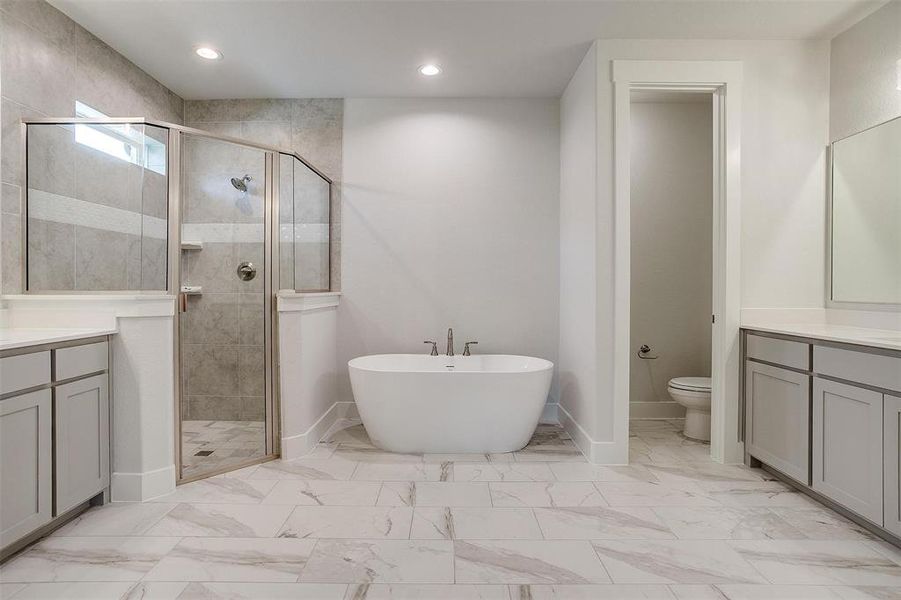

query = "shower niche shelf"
[[181, 241, 203, 251]]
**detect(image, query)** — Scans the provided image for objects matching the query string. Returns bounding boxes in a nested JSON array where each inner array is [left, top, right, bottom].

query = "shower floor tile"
[[3, 421, 898, 598], [181, 420, 266, 478]]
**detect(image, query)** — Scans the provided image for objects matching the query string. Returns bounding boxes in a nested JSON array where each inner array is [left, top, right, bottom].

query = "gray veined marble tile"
[[345, 584, 510, 599], [142, 503, 294, 537], [454, 540, 611, 584], [644, 463, 767, 486], [352, 462, 448, 482], [2, 582, 139, 600], [175, 582, 348, 599], [510, 584, 678, 599], [0, 583, 27, 599], [50, 502, 177, 536], [0, 536, 180, 582], [671, 584, 889, 599], [333, 448, 426, 463], [325, 423, 373, 447], [698, 481, 817, 508], [122, 582, 190, 599], [490, 482, 608, 508], [250, 457, 359, 480], [277, 506, 413, 539], [377, 482, 492, 507], [534, 506, 675, 540], [828, 587, 901, 599], [300, 539, 454, 583], [144, 537, 316, 582], [590, 540, 767, 584], [766, 507, 878, 541], [453, 462, 554, 482], [548, 463, 658, 483], [149, 476, 276, 504], [410, 507, 543, 540], [422, 453, 515, 463], [652, 506, 807, 540], [262, 480, 382, 505], [727, 540, 901, 586], [594, 482, 720, 507]]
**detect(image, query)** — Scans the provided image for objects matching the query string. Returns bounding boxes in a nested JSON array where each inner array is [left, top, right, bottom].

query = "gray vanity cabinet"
[[812, 378, 884, 524], [886, 394, 901, 536], [0, 389, 52, 548], [745, 361, 810, 484], [54, 374, 110, 515]]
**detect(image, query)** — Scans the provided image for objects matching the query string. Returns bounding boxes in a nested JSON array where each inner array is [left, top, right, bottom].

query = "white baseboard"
[[111, 464, 176, 502], [629, 401, 685, 420], [281, 401, 359, 459], [558, 404, 628, 465]]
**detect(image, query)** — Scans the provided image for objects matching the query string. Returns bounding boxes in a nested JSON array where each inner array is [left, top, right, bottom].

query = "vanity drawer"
[[814, 346, 901, 393], [747, 334, 809, 371], [54, 342, 108, 382], [0, 351, 50, 395]]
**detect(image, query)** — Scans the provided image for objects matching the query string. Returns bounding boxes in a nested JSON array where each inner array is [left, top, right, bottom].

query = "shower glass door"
[[178, 133, 271, 481]]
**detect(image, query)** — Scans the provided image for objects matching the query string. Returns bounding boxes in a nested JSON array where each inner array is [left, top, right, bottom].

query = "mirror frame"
[[826, 114, 901, 311]]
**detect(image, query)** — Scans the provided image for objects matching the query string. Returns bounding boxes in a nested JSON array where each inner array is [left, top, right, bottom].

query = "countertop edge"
[[0, 328, 118, 352], [741, 323, 901, 353]]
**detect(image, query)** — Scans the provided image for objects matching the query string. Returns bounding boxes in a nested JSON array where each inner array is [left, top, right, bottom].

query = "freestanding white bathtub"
[[348, 354, 553, 454]]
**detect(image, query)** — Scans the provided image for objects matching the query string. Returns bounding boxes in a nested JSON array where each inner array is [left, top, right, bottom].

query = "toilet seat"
[[668, 377, 711, 392]]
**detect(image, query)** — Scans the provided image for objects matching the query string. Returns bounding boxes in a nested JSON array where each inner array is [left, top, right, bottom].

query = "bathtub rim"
[[348, 353, 554, 375]]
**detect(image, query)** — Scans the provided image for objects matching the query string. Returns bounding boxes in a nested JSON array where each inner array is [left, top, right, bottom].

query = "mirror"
[[830, 116, 901, 306]]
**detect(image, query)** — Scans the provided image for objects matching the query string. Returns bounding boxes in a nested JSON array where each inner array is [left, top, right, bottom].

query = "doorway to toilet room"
[[628, 90, 714, 456]]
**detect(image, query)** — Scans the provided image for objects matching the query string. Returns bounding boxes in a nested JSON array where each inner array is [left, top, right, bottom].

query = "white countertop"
[[0, 327, 117, 351], [741, 322, 901, 352]]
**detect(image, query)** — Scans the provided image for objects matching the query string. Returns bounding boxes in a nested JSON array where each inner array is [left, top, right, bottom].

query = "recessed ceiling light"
[[419, 64, 441, 77], [195, 47, 222, 60]]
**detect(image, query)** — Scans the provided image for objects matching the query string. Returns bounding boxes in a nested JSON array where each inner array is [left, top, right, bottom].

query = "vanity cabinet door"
[[745, 361, 810, 484], [54, 374, 109, 515], [0, 389, 52, 547], [812, 378, 883, 524], [885, 394, 901, 536]]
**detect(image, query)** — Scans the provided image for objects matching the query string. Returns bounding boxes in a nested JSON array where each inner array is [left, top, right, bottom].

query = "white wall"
[[278, 293, 341, 459], [629, 101, 712, 411], [339, 98, 560, 405], [829, 0, 901, 142], [558, 46, 600, 438], [559, 39, 830, 459]]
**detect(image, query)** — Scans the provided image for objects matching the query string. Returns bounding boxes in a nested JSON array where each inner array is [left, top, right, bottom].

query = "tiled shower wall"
[[179, 135, 267, 422], [179, 101, 341, 421], [184, 99, 343, 291], [0, 0, 184, 293]]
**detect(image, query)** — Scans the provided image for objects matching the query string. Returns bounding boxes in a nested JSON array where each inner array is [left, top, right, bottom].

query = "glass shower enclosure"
[[21, 117, 332, 482]]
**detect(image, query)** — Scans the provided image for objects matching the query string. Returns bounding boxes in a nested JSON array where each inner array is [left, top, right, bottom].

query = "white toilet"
[[667, 376, 712, 441]]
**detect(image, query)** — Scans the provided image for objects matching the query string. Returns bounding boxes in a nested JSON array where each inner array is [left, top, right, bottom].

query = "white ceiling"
[[51, 0, 883, 100]]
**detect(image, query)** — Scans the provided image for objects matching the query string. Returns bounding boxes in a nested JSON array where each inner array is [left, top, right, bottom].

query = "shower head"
[[230, 174, 252, 192]]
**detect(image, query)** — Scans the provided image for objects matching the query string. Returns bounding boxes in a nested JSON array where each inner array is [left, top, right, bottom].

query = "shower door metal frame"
[[19, 117, 333, 486], [171, 130, 282, 484]]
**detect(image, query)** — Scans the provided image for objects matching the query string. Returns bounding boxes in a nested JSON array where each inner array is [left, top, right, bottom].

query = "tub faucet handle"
[[463, 341, 479, 356], [423, 341, 438, 356]]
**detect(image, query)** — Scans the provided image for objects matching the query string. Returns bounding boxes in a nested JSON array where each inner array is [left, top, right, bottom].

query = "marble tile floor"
[[181, 420, 266, 479], [2, 420, 900, 599]]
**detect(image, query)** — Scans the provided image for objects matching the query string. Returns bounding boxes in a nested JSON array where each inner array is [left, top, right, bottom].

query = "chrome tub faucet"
[[446, 328, 454, 356], [423, 340, 438, 356]]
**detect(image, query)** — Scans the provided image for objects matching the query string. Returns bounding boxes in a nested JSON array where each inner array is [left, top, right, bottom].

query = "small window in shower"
[[74, 102, 166, 175]]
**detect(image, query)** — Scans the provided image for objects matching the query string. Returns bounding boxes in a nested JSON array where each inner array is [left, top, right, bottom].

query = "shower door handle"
[[179, 292, 188, 313]]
